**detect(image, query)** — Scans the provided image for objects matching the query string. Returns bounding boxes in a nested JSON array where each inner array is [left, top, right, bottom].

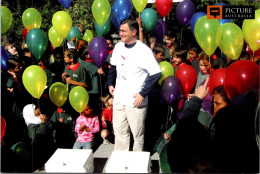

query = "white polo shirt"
[[110, 40, 161, 107]]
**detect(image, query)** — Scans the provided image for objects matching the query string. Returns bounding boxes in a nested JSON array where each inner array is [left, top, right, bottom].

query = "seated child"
[[100, 94, 114, 144], [73, 104, 100, 149]]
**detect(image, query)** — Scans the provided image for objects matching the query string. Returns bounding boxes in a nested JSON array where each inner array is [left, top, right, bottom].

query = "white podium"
[[45, 148, 94, 173], [104, 151, 151, 173]]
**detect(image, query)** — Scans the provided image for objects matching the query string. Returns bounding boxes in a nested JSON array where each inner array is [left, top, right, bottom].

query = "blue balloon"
[[1, 46, 9, 70], [58, 0, 72, 9], [95, 19, 111, 36], [190, 12, 206, 35], [216, 3, 232, 25], [88, 37, 109, 67], [110, 0, 132, 29]]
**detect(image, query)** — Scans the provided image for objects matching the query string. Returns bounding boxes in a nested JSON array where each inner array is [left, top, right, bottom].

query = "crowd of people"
[[1, 18, 259, 173]]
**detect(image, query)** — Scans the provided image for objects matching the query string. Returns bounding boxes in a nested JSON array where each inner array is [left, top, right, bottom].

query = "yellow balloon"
[[22, 8, 42, 31], [158, 61, 174, 85], [242, 9, 260, 52], [22, 65, 47, 99], [49, 26, 63, 48], [194, 16, 222, 56], [69, 86, 89, 113], [132, 0, 148, 12], [52, 11, 72, 39], [49, 82, 68, 107], [1, 6, 12, 34], [92, 0, 111, 26], [83, 29, 93, 44], [219, 23, 244, 60]]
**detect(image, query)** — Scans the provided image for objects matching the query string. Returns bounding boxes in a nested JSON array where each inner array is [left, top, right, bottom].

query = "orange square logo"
[[207, 6, 222, 19]]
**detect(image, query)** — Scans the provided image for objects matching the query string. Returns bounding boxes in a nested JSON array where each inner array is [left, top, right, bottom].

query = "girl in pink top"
[[73, 104, 100, 149]]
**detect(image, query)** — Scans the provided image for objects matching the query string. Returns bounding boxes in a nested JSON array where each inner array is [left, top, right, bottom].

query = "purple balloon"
[[58, 0, 72, 9], [151, 19, 168, 43], [161, 76, 182, 105], [190, 12, 206, 35], [1, 46, 9, 70], [88, 37, 109, 67], [202, 93, 212, 115], [176, 0, 195, 27]]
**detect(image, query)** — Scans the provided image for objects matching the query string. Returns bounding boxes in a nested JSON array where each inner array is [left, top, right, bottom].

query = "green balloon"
[[158, 61, 174, 85], [194, 16, 222, 56], [132, 0, 148, 12], [92, 0, 111, 26], [22, 65, 47, 99], [1, 6, 12, 34], [22, 8, 42, 31], [94, 19, 111, 36], [141, 8, 158, 32], [49, 82, 68, 107], [83, 29, 94, 44], [69, 86, 89, 113], [26, 28, 48, 60]]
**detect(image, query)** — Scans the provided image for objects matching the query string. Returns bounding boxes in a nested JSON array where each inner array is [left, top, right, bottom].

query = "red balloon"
[[175, 64, 197, 95], [208, 68, 227, 95], [224, 60, 259, 100], [1, 116, 6, 141], [155, 0, 173, 17], [22, 27, 28, 41]]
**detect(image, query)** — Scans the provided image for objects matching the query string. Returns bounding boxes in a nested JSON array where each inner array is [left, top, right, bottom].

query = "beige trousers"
[[113, 102, 147, 151]]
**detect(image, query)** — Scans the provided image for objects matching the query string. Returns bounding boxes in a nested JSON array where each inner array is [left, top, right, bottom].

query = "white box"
[[45, 148, 94, 173], [104, 151, 151, 173]]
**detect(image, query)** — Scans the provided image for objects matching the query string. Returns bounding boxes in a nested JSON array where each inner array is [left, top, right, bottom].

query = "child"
[[62, 48, 88, 91], [51, 106, 76, 148], [73, 104, 100, 149], [172, 45, 187, 74], [186, 42, 201, 75], [153, 43, 165, 63], [100, 94, 114, 144], [164, 31, 176, 61]]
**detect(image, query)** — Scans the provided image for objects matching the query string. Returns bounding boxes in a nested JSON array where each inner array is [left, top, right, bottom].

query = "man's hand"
[[109, 86, 115, 96], [133, 93, 144, 107], [194, 77, 209, 99]]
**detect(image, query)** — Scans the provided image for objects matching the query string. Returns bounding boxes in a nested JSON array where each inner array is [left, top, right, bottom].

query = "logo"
[[207, 5, 255, 19]]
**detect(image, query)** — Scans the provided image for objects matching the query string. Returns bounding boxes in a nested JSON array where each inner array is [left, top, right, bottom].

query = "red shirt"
[[101, 107, 113, 128]]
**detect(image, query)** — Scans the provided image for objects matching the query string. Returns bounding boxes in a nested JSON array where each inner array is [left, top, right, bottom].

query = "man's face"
[[119, 23, 136, 45]]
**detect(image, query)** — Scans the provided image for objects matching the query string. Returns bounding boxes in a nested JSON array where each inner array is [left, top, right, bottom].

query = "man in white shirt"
[[108, 19, 161, 151]]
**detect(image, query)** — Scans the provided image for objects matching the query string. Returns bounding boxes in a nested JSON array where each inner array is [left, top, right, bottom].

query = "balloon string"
[[252, 52, 255, 62], [165, 105, 171, 132], [99, 73, 104, 109], [37, 98, 40, 111], [180, 28, 182, 46]]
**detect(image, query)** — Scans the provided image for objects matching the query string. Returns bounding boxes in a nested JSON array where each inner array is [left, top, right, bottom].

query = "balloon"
[[22, 27, 28, 41], [176, 0, 195, 27], [242, 9, 260, 51], [26, 28, 48, 60], [48, 26, 63, 48], [151, 19, 168, 43], [10, 142, 30, 163], [66, 27, 82, 44], [175, 64, 197, 95], [83, 29, 94, 44], [1, 116, 6, 141], [194, 16, 222, 56], [141, 8, 158, 32], [69, 86, 89, 113], [216, 3, 232, 25], [202, 93, 212, 115], [190, 12, 206, 35], [52, 11, 72, 39], [49, 82, 68, 107], [1, 6, 12, 34], [92, 0, 111, 26], [161, 76, 182, 105], [58, 0, 72, 8], [94, 19, 111, 36], [158, 61, 174, 85], [88, 36, 109, 67], [1, 46, 9, 70], [219, 23, 244, 60], [22, 65, 47, 99], [22, 8, 41, 31], [208, 68, 226, 95], [224, 60, 259, 100], [132, 0, 148, 12], [110, 0, 132, 29], [155, 0, 172, 17]]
